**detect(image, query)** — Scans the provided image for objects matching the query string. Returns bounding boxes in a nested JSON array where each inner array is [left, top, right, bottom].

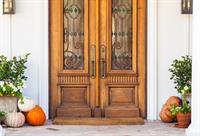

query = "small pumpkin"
[[18, 97, 36, 112], [4, 112, 25, 128], [26, 105, 46, 126], [160, 96, 181, 123], [160, 105, 175, 123], [166, 96, 181, 107]]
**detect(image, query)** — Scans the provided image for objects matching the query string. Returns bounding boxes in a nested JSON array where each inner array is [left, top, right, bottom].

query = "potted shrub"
[[0, 54, 29, 113], [169, 55, 192, 128], [169, 55, 192, 103]]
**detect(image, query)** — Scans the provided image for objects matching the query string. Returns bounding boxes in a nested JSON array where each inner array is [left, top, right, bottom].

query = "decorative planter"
[[176, 113, 191, 128], [0, 96, 18, 113]]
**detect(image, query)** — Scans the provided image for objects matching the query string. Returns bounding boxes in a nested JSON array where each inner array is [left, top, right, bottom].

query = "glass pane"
[[111, 0, 132, 70], [63, 0, 84, 70]]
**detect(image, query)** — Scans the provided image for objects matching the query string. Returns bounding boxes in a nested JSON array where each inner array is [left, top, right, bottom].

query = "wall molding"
[[147, 0, 158, 120], [186, 0, 200, 135], [38, 0, 49, 119]]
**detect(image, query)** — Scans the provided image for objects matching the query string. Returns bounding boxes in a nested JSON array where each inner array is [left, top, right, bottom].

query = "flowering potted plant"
[[170, 91, 191, 128], [169, 55, 192, 128], [169, 55, 192, 102], [0, 54, 29, 113]]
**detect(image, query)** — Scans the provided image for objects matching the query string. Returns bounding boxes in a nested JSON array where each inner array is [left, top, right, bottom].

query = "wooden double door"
[[50, 0, 146, 124]]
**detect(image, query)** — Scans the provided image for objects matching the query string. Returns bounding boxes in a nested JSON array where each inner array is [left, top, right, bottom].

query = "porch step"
[[53, 117, 144, 125]]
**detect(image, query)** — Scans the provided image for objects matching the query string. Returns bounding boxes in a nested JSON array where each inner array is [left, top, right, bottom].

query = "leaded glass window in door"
[[111, 0, 133, 70], [63, 0, 84, 70]]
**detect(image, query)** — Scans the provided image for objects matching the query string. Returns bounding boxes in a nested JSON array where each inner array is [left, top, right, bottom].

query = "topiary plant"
[[169, 55, 192, 94]]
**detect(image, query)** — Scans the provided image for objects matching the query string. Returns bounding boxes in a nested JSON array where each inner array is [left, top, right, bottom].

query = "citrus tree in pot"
[[169, 55, 192, 128], [0, 54, 29, 113]]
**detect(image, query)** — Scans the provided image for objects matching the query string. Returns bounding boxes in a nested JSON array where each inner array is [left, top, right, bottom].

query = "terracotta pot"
[[176, 113, 191, 128]]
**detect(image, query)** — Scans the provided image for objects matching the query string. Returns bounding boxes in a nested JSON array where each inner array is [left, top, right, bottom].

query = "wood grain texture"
[[53, 117, 144, 125], [50, 0, 147, 123], [105, 105, 140, 118]]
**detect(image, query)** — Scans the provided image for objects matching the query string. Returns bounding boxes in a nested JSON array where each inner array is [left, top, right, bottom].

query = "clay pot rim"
[[177, 112, 191, 116]]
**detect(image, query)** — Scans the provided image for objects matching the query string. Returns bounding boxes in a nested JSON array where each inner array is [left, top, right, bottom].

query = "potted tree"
[[0, 54, 29, 113], [169, 55, 192, 128], [169, 55, 192, 102]]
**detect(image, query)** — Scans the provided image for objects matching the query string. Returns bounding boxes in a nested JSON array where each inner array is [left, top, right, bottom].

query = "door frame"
[[45, 0, 150, 119]]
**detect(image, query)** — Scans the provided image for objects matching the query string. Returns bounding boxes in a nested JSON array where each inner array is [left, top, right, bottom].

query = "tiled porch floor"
[[5, 120, 186, 136]]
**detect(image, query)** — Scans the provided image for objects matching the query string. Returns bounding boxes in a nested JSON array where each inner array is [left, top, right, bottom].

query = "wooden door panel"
[[50, 0, 147, 122], [50, 0, 92, 118], [61, 87, 88, 106], [109, 88, 136, 105], [100, 0, 142, 118], [104, 86, 139, 118]]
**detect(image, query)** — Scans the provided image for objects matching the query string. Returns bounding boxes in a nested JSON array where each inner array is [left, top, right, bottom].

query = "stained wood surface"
[[50, 0, 147, 124], [53, 117, 144, 125]]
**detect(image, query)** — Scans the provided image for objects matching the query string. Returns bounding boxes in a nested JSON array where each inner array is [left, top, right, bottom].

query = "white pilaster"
[[0, 125, 5, 136], [186, 0, 200, 135], [38, 0, 49, 119], [147, 0, 158, 120]]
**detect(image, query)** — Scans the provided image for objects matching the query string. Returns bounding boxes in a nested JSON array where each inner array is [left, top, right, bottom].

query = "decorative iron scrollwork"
[[111, 0, 133, 70], [63, 0, 84, 70]]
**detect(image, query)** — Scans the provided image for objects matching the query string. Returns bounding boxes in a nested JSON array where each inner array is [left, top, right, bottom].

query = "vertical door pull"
[[90, 45, 96, 78], [100, 45, 106, 78]]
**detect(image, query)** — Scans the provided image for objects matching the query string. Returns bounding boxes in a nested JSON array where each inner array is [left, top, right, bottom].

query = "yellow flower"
[[184, 86, 189, 91]]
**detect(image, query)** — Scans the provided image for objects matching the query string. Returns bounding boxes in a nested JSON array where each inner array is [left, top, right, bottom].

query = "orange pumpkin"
[[160, 96, 181, 123], [160, 105, 175, 123], [26, 105, 46, 126], [166, 96, 181, 106]]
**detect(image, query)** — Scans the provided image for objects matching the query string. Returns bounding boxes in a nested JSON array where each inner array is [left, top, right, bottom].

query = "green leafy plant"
[[0, 54, 30, 100], [169, 55, 192, 94], [169, 55, 192, 116], [0, 111, 6, 120], [170, 102, 191, 116], [170, 90, 191, 115]]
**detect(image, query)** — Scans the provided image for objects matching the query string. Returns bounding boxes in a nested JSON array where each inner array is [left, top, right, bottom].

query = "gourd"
[[18, 97, 36, 112], [4, 112, 25, 128], [26, 105, 46, 126], [160, 104, 175, 123], [166, 96, 181, 106], [160, 96, 181, 123]]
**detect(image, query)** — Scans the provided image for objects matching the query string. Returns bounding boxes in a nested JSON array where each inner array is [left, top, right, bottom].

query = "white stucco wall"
[[157, 0, 191, 118], [0, 0, 49, 117], [0, 0, 191, 119]]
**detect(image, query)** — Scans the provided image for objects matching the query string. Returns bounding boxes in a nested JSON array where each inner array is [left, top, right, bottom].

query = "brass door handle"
[[90, 45, 96, 78], [100, 45, 106, 78]]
